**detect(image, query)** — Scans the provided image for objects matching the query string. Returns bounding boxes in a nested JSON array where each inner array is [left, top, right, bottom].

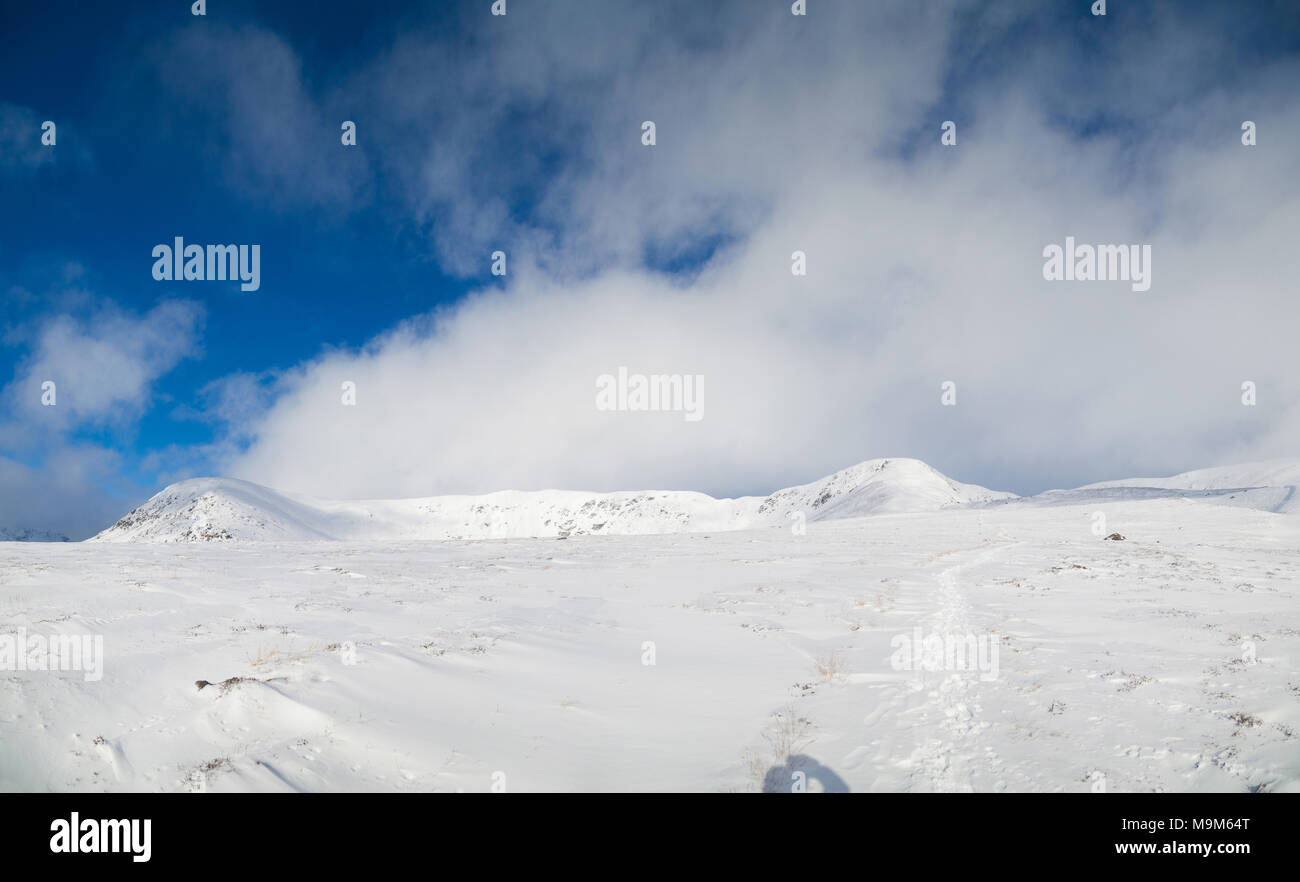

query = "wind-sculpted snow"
[[5, 496, 1297, 792], [89, 458, 1015, 543]]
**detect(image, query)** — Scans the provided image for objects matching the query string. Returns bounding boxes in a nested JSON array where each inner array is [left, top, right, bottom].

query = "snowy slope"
[[89, 458, 1015, 543], [5, 496, 1298, 793], [756, 457, 1013, 519], [1078, 460, 1300, 514]]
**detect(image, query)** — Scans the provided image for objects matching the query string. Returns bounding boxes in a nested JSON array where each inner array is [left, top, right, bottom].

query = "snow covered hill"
[[82, 458, 1300, 544], [1080, 460, 1300, 514], [8, 494, 1298, 792], [9, 458, 1300, 793], [990, 460, 1300, 515], [89, 458, 1014, 543]]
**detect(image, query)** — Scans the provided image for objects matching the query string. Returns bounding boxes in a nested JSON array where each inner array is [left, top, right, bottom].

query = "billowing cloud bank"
[[214, 2, 1298, 499]]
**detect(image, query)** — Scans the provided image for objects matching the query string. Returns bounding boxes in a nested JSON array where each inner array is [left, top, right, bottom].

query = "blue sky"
[[1, 2, 481, 467], [2, 0, 1298, 537]]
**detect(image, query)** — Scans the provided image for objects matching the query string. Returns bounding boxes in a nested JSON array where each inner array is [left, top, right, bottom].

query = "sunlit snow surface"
[[3, 486, 1297, 792]]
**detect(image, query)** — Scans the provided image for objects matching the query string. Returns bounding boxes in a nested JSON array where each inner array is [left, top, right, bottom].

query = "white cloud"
[[0, 102, 54, 174], [0, 299, 204, 536], [0, 449, 133, 539], [142, 25, 371, 210], [3, 299, 203, 435], [192, 1, 1297, 497]]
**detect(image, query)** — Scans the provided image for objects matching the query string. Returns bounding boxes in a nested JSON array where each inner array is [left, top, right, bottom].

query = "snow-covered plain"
[[2, 461, 1298, 792]]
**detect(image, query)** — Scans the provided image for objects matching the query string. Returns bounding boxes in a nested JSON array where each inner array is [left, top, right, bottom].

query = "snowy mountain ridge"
[[1079, 460, 1300, 513], [997, 459, 1300, 515], [84, 457, 1300, 543], [0, 527, 71, 542], [90, 457, 1012, 543]]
